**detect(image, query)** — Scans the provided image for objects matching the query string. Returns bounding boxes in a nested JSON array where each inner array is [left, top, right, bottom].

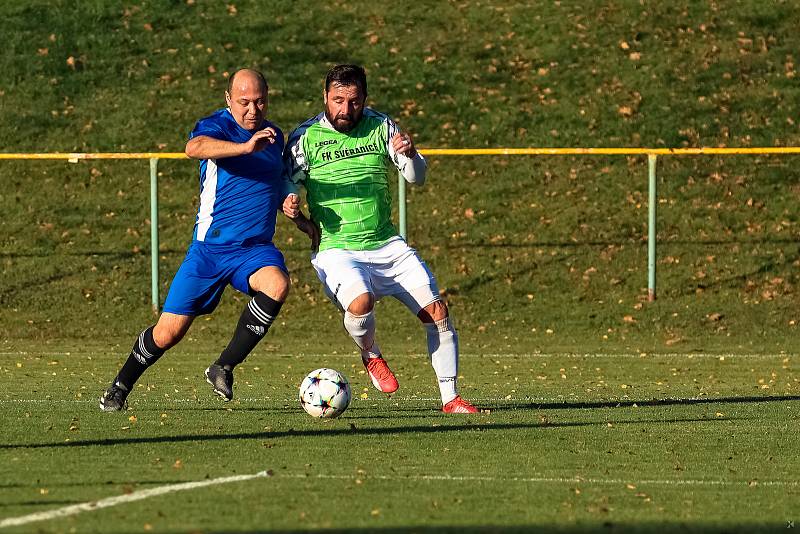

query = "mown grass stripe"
[[2, 470, 795, 529]]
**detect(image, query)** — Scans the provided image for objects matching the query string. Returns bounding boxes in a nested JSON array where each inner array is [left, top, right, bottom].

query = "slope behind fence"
[[3, 147, 799, 311]]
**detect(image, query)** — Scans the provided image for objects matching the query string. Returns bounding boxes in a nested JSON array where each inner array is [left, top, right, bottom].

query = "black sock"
[[215, 293, 282, 369], [116, 326, 166, 389]]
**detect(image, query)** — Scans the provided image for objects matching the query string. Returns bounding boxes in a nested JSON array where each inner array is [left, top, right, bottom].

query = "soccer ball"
[[299, 368, 351, 418]]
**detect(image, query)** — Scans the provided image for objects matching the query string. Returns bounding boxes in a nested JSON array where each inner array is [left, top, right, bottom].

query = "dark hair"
[[227, 69, 268, 94], [325, 64, 367, 95]]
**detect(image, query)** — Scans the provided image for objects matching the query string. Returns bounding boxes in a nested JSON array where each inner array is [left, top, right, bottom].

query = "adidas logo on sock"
[[246, 324, 266, 336], [132, 349, 147, 365]]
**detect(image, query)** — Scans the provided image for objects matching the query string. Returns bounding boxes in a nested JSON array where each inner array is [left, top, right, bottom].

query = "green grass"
[[2, 0, 800, 531], [2, 0, 800, 352], [1, 350, 798, 532]]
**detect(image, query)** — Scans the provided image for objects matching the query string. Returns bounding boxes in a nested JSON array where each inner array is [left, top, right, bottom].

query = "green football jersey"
[[286, 108, 414, 251]]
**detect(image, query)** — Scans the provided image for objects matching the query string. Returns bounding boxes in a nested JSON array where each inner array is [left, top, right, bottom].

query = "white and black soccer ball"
[[299, 368, 351, 418]]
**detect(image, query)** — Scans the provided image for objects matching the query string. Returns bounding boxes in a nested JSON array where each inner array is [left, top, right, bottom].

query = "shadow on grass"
[[213, 525, 789, 534], [0, 500, 86, 508], [132, 405, 452, 417], [214, 525, 789, 534], [0, 479, 188, 489], [0, 416, 737, 450], [500, 394, 800, 411], [117, 394, 800, 415]]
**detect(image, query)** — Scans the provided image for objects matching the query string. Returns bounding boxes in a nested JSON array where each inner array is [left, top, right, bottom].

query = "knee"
[[347, 293, 374, 316], [152, 324, 184, 350], [418, 299, 449, 324], [251, 267, 290, 302], [270, 273, 291, 302]]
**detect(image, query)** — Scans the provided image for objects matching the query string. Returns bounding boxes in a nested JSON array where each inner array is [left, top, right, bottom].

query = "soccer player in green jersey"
[[283, 64, 477, 413]]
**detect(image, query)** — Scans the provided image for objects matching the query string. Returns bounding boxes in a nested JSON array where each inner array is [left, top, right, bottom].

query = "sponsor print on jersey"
[[287, 109, 399, 251], [320, 143, 381, 162]]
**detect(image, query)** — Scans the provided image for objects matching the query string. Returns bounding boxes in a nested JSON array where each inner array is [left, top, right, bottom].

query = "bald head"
[[225, 69, 269, 131], [227, 68, 268, 94]]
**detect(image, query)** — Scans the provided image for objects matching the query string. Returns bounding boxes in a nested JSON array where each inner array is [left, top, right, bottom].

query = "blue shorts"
[[162, 242, 287, 316]]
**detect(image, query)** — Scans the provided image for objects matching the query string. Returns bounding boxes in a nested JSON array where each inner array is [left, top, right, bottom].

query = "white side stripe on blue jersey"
[[196, 159, 218, 241]]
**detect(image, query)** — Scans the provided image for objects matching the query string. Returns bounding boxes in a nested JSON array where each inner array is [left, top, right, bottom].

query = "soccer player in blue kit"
[[100, 69, 291, 411]]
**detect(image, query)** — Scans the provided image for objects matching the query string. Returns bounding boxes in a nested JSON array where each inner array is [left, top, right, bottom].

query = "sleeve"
[[189, 114, 228, 141], [385, 116, 427, 186], [282, 126, 310, 197]]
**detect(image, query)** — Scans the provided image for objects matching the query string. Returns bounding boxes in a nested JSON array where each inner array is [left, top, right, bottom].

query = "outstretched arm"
[[185, 127, 278, 159]]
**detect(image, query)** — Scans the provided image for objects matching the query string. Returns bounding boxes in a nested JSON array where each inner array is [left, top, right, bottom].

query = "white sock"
[[343, 310, 382, 361], [425, 316, 458, 403]]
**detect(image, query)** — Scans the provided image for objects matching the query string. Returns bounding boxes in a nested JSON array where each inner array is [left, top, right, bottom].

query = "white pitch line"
[[2, 470, 796, 529], [2, 393, 786, 405], [0, 470, 270, 529], [280, 472, 800, 488], [0, 351, 795, 358], [0, 392, 796, 405]]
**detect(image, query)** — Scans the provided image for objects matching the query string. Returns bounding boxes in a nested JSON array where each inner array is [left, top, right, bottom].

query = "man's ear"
[[225, 91, 231, 106]]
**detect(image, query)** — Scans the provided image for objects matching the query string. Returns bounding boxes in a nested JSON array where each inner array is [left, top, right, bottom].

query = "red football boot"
[[363, 356, 399, 393], [442, 396, 478, 414]]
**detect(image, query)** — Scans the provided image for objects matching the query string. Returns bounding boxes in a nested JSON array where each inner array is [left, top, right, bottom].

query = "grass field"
[[1, 349, 798, 533], [3, 0, 800, 353], [2, 0, 800, 531]]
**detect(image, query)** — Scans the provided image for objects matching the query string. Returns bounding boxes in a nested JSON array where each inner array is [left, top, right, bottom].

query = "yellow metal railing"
[[4, 147, 799, 310], [3, 147, 800, 159]]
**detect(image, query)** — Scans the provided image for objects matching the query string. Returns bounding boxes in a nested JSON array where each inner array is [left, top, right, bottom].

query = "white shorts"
[[311, 236, 441, 314]]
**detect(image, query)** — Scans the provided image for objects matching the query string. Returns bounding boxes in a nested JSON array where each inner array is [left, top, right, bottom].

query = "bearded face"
[[324, 82, 366, 133]]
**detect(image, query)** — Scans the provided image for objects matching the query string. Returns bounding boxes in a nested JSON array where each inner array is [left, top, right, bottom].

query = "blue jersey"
[[188, 109, 285, 246]]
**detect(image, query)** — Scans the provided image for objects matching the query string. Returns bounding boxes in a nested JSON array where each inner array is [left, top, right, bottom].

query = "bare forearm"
[[185, 136, 248, 159]]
